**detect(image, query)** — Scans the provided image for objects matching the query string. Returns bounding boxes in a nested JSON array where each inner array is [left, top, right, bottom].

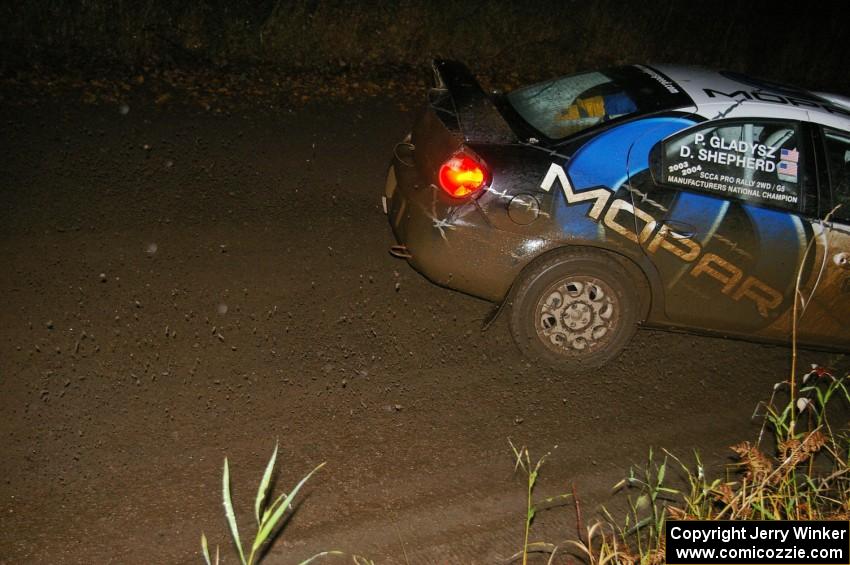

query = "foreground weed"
[[566, 521, 632, 565], [655, 365, 850, 524], [507, 363, 850, 565], [201, 443, 366, 565], [503, 440, 632, 565], [609, 449, 676, 563], [615, 366, 850, 563], [506, 440, 572, 565]]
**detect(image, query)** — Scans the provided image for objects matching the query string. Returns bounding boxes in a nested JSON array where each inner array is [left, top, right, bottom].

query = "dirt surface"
[[1, 87, 846, 565]]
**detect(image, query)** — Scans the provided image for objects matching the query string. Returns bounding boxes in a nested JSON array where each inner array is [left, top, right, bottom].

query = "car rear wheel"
[[509, 250, 640, 371]]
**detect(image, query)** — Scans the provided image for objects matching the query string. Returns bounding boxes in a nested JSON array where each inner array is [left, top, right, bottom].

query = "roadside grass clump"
[[201, 442, 372, 565], [666, 366, 850, 523], [509, 364, 850, 565]]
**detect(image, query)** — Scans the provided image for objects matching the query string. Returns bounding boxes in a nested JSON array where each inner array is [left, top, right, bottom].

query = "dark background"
[[2, 0, 848, 92]]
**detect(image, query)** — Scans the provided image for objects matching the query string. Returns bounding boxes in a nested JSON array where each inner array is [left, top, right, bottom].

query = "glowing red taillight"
[[438, 152, 489, 198]]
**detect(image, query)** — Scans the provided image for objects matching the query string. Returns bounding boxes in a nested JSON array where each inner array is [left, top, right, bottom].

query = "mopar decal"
[[703, 88, 850, 117], [541, 163, 783, 317], [540, 164, 610, 220]]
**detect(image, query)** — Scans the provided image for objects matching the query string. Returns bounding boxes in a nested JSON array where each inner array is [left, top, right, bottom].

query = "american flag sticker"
[[778, 159, 798, 182], [781, 147, 800, 163]]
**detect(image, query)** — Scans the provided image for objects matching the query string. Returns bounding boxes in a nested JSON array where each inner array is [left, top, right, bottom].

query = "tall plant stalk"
[[790, 204, 841, 435]]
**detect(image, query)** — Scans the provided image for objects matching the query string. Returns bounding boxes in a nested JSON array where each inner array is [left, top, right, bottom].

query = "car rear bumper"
[[383, 156, 522, 303]]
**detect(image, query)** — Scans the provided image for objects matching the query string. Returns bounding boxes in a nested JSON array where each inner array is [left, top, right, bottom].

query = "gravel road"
[[1, 91, 843, 564]]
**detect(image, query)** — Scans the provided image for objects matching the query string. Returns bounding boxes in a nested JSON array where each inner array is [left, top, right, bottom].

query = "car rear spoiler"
[[431, 59, 517, 144]]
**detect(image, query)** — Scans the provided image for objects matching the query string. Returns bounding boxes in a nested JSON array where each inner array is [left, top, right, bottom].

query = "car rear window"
[[507, 66, 691, 141]]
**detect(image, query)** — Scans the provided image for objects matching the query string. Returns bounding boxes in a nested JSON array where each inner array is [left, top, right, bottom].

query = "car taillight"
[[438, 152, 489, 198]]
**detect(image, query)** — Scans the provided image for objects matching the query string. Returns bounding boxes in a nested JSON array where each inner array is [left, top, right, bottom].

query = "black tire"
[[509, 249, 640, 371]]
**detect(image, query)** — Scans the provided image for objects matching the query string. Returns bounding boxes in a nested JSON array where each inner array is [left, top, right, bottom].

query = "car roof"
[[651, 64, 850, 132]]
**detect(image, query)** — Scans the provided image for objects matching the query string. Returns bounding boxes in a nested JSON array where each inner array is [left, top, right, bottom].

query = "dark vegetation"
[[2, 0, 849, 93]]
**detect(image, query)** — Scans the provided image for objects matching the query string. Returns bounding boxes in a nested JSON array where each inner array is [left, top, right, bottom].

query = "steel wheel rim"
[[534, 275, 620, 357]]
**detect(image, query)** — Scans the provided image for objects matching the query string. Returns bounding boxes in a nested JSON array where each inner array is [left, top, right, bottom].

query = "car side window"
[[656, 120, 805, 212], [822, 128, 850, 223]]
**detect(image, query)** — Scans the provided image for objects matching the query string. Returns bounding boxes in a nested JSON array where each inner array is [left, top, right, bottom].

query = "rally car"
[[383, 60, 850, 369]]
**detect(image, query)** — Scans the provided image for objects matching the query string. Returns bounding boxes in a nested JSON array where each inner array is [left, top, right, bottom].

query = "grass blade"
[[255, 442, 279, 524], [223, 458, 247, 565], [253, 462, 326, 552], [261, 491, 288, 524], [298, 550, 345, 564], [201, 533, 211, 565]]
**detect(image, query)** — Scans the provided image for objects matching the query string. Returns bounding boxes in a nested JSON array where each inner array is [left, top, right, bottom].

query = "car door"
[[626, 118, 820, 338], [792, 127, 850, 349]]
